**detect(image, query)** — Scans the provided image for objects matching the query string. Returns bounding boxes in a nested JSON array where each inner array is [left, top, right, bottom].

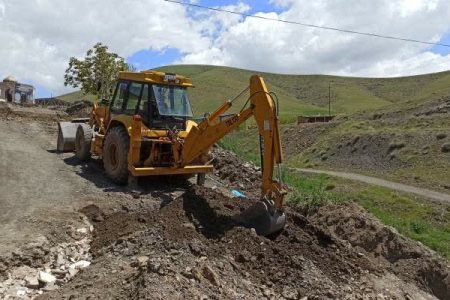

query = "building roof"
[[3, 75, 17, 83]]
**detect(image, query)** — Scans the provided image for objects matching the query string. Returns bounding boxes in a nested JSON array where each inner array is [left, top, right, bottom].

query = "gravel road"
[[293, 168, 450, 204], [0, 118, 101, 255]]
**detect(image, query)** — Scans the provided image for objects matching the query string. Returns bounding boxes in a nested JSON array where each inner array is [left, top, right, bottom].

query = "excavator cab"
[[109, 77, 193, 131]]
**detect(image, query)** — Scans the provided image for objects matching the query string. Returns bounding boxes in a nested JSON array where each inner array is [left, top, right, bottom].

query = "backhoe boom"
[[180, 75, 286, 210]]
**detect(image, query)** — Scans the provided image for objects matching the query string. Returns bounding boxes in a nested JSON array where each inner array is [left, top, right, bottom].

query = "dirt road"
[[0, 118, 93, 254], [293, 168, 450, 204]]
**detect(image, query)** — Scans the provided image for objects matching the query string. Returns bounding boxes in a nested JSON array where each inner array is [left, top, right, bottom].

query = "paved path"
[[292, 168, 450, 204]]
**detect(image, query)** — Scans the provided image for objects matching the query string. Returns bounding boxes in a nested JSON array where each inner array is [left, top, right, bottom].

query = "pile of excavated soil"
[[38, 185, 449, 300], [65, 101, 92, 118], [210, 146, 261, 197], [0, 103, 67, 124], [309, 203, 450, 299]]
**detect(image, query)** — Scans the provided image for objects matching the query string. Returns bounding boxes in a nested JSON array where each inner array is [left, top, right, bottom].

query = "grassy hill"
[[57, 90, 96, 103], [57, 65, 450, 123]]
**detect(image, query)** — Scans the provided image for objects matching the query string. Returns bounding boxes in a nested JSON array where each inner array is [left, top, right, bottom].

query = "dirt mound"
[[38, 185, 448, 299], [210, 146, 261, 196], [310, 203, 450, 299], [65, 100, 92, 117], [282, 122, 337, 158], [0, 102, 67, 124]]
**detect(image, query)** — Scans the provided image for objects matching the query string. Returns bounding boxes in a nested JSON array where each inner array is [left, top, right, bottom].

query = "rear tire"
[[103, 126, 129, 184], [75, 124, 92, 162]]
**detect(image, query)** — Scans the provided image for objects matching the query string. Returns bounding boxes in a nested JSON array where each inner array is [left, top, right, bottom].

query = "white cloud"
[[0, 0, 210, 94], [1, 0, 450, 96], [0, 1, 4, 20], [181, 0, 450, 77]]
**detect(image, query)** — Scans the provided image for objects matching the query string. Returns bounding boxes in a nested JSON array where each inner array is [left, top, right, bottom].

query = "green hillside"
[[57, 65, 450, 123], [57, 90, 96, 103]]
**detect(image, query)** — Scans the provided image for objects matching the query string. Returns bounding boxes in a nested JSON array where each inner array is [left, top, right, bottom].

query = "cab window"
[[111, 81, 128, 112], [125, 82, 143, 114], [138, 84, 149, 118]]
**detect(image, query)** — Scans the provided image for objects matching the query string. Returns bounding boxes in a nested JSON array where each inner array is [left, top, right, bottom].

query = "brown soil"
[[65, 101, 92, 118], [0, 102, 68, 124], [38, 185, 449, 299], [310, 203, 450, 299], [1, 103, 449, 299], [37, 148, 450, 300]]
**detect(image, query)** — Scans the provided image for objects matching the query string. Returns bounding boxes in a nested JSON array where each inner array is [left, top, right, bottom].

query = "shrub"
[[411, 222, 426, 234]]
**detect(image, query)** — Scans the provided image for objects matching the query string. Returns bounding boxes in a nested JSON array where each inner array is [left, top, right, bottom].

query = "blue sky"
[[431, 32, 450, 55], [125, 1, 284, 73]]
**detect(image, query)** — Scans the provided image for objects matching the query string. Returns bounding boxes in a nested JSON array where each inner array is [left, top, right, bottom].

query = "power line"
[[164, 0, 450, 48]]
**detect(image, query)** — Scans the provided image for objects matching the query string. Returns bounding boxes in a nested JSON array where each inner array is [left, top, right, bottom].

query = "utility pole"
[[328, 81, 331, 116]]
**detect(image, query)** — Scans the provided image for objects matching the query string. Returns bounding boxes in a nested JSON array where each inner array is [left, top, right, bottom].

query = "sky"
[[1, 0, 450, 98]]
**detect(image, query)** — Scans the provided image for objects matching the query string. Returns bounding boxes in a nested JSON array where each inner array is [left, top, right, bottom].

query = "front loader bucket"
[[57, 122, 78, 152], [234, 200, 286, 236]]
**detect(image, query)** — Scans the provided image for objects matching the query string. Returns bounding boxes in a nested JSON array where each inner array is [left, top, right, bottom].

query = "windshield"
[[152, 85, 193, 117]]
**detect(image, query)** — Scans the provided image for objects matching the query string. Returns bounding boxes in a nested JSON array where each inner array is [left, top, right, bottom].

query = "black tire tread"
[[103, 126, 129, 184], [75, 124, 92, 162]]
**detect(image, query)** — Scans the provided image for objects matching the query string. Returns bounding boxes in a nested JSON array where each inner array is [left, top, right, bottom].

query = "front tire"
[[103, 126, 129, 184]]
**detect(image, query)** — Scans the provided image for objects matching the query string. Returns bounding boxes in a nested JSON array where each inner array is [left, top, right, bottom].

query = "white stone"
[[69, 260, 91, 270], [137, 256, 149, 267], [25, 275, 39, 289], [55, 254, 65, 267], [68, 268, 78, 278], [76, 227, 88, 234], [38, 271, 56, 284], [16, 288, 27, 297]]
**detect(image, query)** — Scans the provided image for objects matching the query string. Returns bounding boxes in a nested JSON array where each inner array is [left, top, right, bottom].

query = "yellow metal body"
[[87, 70, 211, 177], [86, 70, 285, 208], [181, 75, 285, 208]]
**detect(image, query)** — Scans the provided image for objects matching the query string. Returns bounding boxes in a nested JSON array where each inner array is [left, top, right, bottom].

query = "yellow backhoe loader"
[[57, 70, 286, 235]]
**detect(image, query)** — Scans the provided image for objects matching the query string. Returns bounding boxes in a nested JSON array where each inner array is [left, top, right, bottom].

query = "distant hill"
[[57, 65, 450, 123], [56, 90, 96, 103]]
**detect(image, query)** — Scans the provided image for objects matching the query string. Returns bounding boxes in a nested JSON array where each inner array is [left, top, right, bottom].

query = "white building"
[[0, 76, 35, 104]]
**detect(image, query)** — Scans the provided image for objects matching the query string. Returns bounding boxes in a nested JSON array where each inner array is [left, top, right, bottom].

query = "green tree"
[[64, 43, 131, 100]]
